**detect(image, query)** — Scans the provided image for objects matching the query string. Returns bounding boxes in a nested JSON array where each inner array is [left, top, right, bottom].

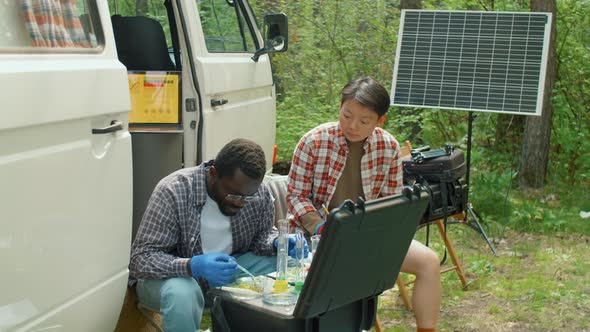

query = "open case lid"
[[293, 186, 429, 319]]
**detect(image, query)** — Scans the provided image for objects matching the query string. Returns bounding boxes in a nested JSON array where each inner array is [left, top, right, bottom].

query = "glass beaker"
[[262, 219, 298, 306]]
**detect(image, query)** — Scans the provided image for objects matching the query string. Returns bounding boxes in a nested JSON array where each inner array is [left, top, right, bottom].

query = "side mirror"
[[252, 13, 288, 62]]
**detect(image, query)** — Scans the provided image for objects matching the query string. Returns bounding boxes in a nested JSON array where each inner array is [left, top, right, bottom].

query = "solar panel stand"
[[459, 111, 497, 256]]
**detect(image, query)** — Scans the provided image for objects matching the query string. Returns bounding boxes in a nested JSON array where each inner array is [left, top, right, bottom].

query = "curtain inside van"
[[20, 0, 91, 48]]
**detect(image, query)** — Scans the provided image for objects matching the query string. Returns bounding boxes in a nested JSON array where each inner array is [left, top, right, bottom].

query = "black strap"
[[440, 175, 449, 265], [418, 176, 433, 247], [417, 175, 449, 265]]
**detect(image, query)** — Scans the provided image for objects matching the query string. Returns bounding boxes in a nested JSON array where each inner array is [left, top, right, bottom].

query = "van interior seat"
[[111, 15, 175, 71]]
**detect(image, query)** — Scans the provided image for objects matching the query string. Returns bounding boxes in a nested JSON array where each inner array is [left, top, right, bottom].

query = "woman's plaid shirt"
[[129, 162, 277, 287], [287, 122, 403, 221]]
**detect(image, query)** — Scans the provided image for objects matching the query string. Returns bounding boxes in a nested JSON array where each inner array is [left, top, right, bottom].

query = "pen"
[[321, 204, 330, 220]]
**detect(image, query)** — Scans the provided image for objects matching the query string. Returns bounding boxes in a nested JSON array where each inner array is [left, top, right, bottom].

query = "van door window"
[[197, 0, 257, 53], [0, 0, 102, 50]]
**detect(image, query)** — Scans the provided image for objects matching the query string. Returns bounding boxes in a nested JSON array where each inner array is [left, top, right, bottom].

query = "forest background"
[[253, 0, 590, 332], [254, 1, 590, 330], [251, 0, 590, 236]]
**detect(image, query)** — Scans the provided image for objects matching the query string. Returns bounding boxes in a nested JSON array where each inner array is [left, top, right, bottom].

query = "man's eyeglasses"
[[224, 193, 259, 202]]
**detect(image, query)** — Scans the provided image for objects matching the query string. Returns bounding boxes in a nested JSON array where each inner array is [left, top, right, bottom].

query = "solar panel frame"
[[391, 10, 552, 116]]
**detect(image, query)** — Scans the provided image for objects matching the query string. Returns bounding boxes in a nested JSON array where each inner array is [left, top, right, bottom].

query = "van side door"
[[180, 0, 276, 167]]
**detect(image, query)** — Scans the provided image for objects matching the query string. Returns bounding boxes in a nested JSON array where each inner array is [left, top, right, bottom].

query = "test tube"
[[275, 219, 289, 283], [311, 235, 321, 255], [294, 227, 305, 292]]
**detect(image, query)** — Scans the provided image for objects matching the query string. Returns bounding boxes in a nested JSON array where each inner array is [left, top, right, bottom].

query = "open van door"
[[0, 2, 131, 331], [108, 0, 288, 239], [180, 0, 288, 167]]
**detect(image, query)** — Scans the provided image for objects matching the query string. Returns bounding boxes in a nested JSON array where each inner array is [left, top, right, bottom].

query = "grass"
[[374, 225, 590, 331]]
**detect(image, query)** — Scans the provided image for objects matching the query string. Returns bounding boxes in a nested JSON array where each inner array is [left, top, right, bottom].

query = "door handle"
[[211, 98, 228, 107], [92, 120, 124, 134]]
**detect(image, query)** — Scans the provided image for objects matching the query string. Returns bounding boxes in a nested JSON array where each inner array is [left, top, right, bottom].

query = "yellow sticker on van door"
[[128, 72, 180, 124]]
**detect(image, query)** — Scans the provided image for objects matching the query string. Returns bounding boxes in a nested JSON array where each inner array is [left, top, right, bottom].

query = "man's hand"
[[300, 211, 325, 235], [189, 253, 237, 286]]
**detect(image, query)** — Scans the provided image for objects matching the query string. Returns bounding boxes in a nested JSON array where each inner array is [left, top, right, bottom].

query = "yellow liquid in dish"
[[272, 279, 289, 293]]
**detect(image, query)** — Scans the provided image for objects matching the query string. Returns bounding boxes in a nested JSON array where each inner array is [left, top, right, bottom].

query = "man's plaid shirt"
[[287, 122, 403, 221], [129, 161, 277, 287]]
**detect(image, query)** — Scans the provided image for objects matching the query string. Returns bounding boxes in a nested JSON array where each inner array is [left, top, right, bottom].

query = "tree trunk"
[[400, 0, 422, 9], [518, 0, 557, 188]]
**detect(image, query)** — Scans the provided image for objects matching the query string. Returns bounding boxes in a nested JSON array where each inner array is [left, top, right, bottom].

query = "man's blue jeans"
[[135, 253, 276, 332]]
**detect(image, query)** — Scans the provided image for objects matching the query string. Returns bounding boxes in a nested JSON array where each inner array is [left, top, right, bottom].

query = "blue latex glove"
[[189, 253, 237, 286], [274, 234, 309, 259]]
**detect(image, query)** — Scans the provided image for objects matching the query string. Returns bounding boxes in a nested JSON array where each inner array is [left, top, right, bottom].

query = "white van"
[[0, 1, 287, 331]]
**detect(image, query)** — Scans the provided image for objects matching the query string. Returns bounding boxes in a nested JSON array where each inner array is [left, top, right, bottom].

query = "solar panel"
[[391, 10, 552, 116]]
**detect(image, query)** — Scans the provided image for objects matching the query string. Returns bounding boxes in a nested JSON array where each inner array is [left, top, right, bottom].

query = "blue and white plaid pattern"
[[129, 162, 277, 288]]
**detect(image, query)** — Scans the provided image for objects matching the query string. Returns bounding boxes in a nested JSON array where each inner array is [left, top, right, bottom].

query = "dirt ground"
[[375, 229, 590, 332]]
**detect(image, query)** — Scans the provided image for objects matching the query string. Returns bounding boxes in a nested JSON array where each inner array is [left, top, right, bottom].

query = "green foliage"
[[259, 0, 589, 236], [468, 144, 590, 236], [511, 201, 552, 231], [198, 0, 256, 52], [275, 94, 338, 160], [550, 0, 590, 186], [469, 257, 495, 274], [253, 0, 401, 156]]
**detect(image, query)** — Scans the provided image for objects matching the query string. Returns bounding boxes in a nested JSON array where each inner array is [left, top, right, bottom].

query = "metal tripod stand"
[[461, 111, 497, 256]]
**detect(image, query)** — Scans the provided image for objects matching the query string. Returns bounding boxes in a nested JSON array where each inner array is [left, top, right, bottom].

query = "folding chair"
[[264, 174, 290, 223], [394, 141, 468, 312]]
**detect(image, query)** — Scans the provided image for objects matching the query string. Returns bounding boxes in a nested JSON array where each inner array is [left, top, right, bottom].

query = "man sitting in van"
[[129, 138, 304, 332]]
